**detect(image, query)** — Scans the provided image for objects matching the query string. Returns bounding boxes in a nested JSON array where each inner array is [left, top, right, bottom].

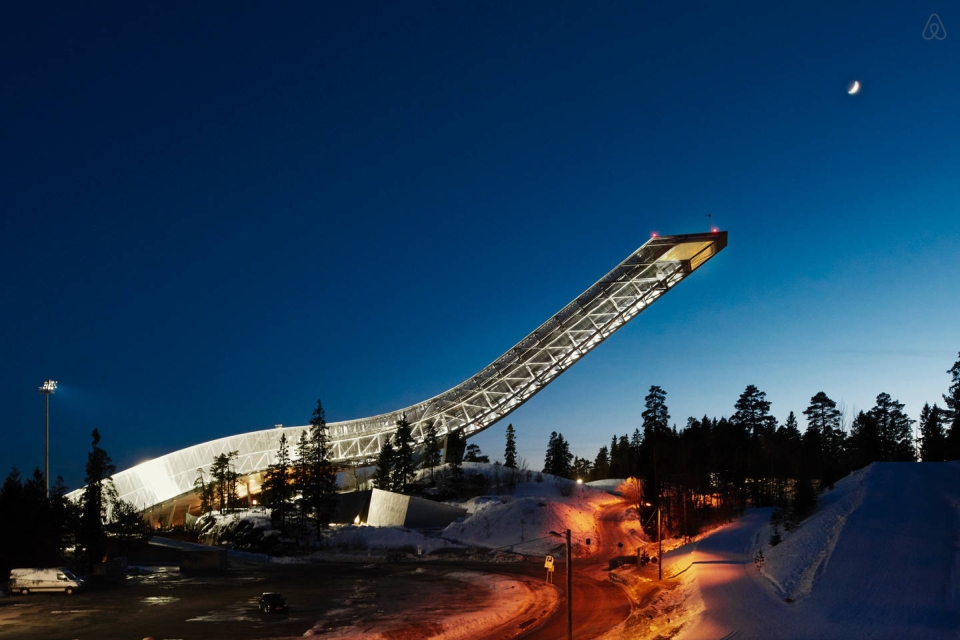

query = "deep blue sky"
[[2, 2, 957, 489]]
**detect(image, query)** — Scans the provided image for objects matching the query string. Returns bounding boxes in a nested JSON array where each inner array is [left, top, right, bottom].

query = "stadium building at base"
[[69, 231, 727, 527]]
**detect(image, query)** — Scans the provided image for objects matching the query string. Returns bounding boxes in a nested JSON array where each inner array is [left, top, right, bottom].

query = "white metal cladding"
[[69, 231, 727, 511]]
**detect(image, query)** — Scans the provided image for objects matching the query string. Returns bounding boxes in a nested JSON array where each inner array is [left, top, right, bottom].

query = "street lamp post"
[[643, 500, 663, 580], [657, 501, 662, 580], [550, 529, 573, 640], [38, 380, 57, 498]]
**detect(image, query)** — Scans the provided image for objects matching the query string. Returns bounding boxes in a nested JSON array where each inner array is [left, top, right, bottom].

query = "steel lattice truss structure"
[[69, 231, 726, 513]]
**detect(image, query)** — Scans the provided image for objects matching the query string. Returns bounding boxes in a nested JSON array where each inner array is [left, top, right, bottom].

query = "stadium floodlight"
[[38, 380, 58, 497]]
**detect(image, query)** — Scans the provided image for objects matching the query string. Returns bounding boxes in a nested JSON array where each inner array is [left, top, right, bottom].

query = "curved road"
[[509, 500, 633, 640]]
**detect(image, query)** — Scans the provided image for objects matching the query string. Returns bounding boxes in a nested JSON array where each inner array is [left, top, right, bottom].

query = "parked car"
[[8, 568, 83, 595], [258, 592, 287, 613]]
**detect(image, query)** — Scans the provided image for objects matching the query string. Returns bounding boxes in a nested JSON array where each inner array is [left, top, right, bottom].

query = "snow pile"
[[443, 470, 617, 556], [196, 507, 274, 544], [759, 466, 869, 600], [309, 524, 459, 559]]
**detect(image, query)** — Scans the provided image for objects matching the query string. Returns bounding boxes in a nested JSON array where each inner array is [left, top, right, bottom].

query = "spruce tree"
[[870, 392, 915, 461], [50, 476, 78, 560], [592, 445, 610, 481], [917, 403, 947, 462], [777, 412, 803, 505], [293, 432, 312, 528], [308, 400, 338, 526], [944, 353, 960, 460], [542, 432, 573, 477], [391, 417, 416, 493], [445, 430, 465, 484], [422, 421, 442, 481], [262, 432, 294, 526], [504, 424, 517, 469], [373, 440, 395, 490], [640, 385, 671, 506], [847, 410, 881, 470], [609, 434, 630, 478], [543, 432, 558, 475], [79, 429, 117, 566]]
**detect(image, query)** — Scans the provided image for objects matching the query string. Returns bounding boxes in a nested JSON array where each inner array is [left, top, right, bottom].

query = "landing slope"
[[676, 462, 960, 639]]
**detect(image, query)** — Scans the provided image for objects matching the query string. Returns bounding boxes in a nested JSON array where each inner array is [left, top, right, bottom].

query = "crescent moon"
[[847, 80, 861, 95]]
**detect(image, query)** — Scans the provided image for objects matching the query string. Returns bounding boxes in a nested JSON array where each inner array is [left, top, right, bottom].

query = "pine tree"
[[209, 451, 240, 512], [391, 417, 416, 493], [733, 385, 775, 437], [78, 429, 117, 565], [193, 468, 213, 515], [307, 400, 338, 526], [504, 424, 517, 469], [802, 391, 843, 483], [733, 385, 776, 506], [464, 443, 489, 463], [572, 456, 592, 480]]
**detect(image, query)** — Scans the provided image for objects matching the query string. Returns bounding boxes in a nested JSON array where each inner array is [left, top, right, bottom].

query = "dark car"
[[258, 592, 288, 613]]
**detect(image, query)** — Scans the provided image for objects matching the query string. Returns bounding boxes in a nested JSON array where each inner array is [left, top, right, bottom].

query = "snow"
[[146, 461, 960, 638], [667, 462, 960, 639]]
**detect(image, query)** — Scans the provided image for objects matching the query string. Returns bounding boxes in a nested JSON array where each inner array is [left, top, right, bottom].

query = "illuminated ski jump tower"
[[331, 231, 728, 457], [86, 231, 727, 514]]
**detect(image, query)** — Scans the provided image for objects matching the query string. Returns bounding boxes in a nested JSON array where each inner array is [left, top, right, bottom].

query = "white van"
[[8, 567, 83, 595]]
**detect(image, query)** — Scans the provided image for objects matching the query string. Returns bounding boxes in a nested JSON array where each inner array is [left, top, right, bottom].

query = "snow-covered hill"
[[672, 462, 960, 639]]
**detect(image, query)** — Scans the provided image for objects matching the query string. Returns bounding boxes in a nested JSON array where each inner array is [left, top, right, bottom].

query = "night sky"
[[2, 2, 957, 490]]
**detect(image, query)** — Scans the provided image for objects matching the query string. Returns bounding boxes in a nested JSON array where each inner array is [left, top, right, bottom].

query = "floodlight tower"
[[38, 380, 57, 497]]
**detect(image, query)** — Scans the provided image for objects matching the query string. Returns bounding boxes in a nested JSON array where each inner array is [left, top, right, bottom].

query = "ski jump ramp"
[[85, 231, 727, 515]]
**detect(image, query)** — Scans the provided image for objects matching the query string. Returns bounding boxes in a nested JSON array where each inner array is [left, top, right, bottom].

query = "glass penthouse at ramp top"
[[71, 231, 728, 526]]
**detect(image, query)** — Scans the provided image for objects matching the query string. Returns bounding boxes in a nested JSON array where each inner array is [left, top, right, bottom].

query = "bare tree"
[[617, 476, 645, 514]]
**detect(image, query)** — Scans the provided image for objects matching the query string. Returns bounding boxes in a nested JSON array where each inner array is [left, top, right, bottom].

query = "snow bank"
[[759, 467, 869, 600], [442, 470, 617, 556], [307, 523, 459, 560]]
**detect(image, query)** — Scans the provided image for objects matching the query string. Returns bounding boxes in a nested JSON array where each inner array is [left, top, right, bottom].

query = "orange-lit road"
[[503, 499, 634, 640]]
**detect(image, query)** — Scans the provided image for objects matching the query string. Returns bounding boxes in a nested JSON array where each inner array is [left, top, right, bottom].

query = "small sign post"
[[544, 555, 555, 583]]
